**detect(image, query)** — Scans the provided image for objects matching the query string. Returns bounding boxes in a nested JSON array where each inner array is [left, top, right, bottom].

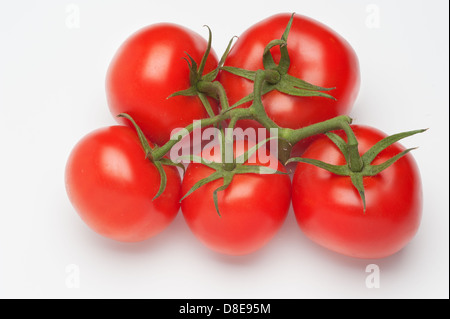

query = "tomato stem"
[[150, 112, 228, 161], [153, 74, 353, 165], [197, 80, 230, 111], [250, 70, 282, 130], [342, 125, 364, 172], [273, 116, 352, 164]]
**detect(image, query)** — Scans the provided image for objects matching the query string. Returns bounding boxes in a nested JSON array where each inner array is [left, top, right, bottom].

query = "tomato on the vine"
[[291, 125, 423, 259], [106, 23, 219, 146], [180, 139, 291, 256], [220, 13, 360, 152], [65, 125, 181, 242]]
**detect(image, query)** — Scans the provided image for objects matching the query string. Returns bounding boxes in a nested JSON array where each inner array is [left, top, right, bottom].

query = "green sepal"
[[325, 132, 349, 162], [364, 147, 418, 176], [286, 157, 349, 176], [166, 25, 219, 117], [284, 74, 335, 93], [287, 128, 426, 213], [196, 92, 216, 118], [180, 136, 284, 216], [212, 174, 233, 217], [361, 129, 427, 164], [117, 112, 186, 201], [159, 157, 186, 175], [180, 171, 223, 203], [263, 12, 293, 72], [220, 66, 257, 82], [263, 39, 287, 69], [167, 86, 198, 98], [117, 113, 153, 158], [350, 173, 366, 212], [197, 25, 213, 78], [275, 75, 336, 100], [203, 35, 237, 83], [220, 12, 336, 108], [152, 160, 167, 201], [281, 12, 295, 41], [229, 82, 273, 109]]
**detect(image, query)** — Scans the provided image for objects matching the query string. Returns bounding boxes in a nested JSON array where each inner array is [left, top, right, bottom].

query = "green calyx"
[[221, 12, 336, 108], [287, 128, 427, 212], [168, 26, 235, 117], [180, 136, 286, 216], [117, 113, 184, 200]]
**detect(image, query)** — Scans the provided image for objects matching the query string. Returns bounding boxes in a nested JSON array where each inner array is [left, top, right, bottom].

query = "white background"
[[0, 0, 448, 299]]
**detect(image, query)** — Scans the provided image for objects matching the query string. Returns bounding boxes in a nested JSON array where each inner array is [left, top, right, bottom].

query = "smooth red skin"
[[106, 23, 219, 146], [181, 140, 292, 256], [219, 13, 360, 147], [65, 126, 181, 242], [292, 125, 423, 259]]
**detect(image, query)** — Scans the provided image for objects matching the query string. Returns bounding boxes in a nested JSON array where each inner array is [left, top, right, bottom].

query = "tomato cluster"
[[65, 13, 423, 259]]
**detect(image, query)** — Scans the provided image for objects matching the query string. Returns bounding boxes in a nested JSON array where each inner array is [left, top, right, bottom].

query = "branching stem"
[[152, 68, 353, 164]]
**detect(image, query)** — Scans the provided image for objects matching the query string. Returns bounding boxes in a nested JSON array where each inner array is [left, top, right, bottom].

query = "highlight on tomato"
[[106, 23, 219, 146], [65, 125, 182, 243]]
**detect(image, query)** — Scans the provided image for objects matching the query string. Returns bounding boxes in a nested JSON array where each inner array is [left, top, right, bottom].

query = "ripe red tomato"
[[106, 23, 219, 146], [65, 126, 181, 242], [291, 125, 422, 259], [220, 13, 360, 148], [180, 140, 291, 256]]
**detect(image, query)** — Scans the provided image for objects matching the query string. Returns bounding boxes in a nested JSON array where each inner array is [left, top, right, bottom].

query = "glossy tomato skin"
[[220, 13, 360, 134], [292, 125, 422, 259], [65, 126, 181, 242], [106, 23, 219, 146], [181, 140, 292, 256]]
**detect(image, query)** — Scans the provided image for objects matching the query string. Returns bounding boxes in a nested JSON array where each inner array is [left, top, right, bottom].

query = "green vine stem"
[[150, 68, 353, 165], [249, 69, 353, 164]]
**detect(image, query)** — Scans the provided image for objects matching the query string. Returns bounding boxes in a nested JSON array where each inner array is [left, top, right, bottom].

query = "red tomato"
[[181, 140, 291, 256], [292, 125, 422, 259], [65, 126, 181, 242], [106, 23, 219, 146], [220, 13, 360, 151]]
